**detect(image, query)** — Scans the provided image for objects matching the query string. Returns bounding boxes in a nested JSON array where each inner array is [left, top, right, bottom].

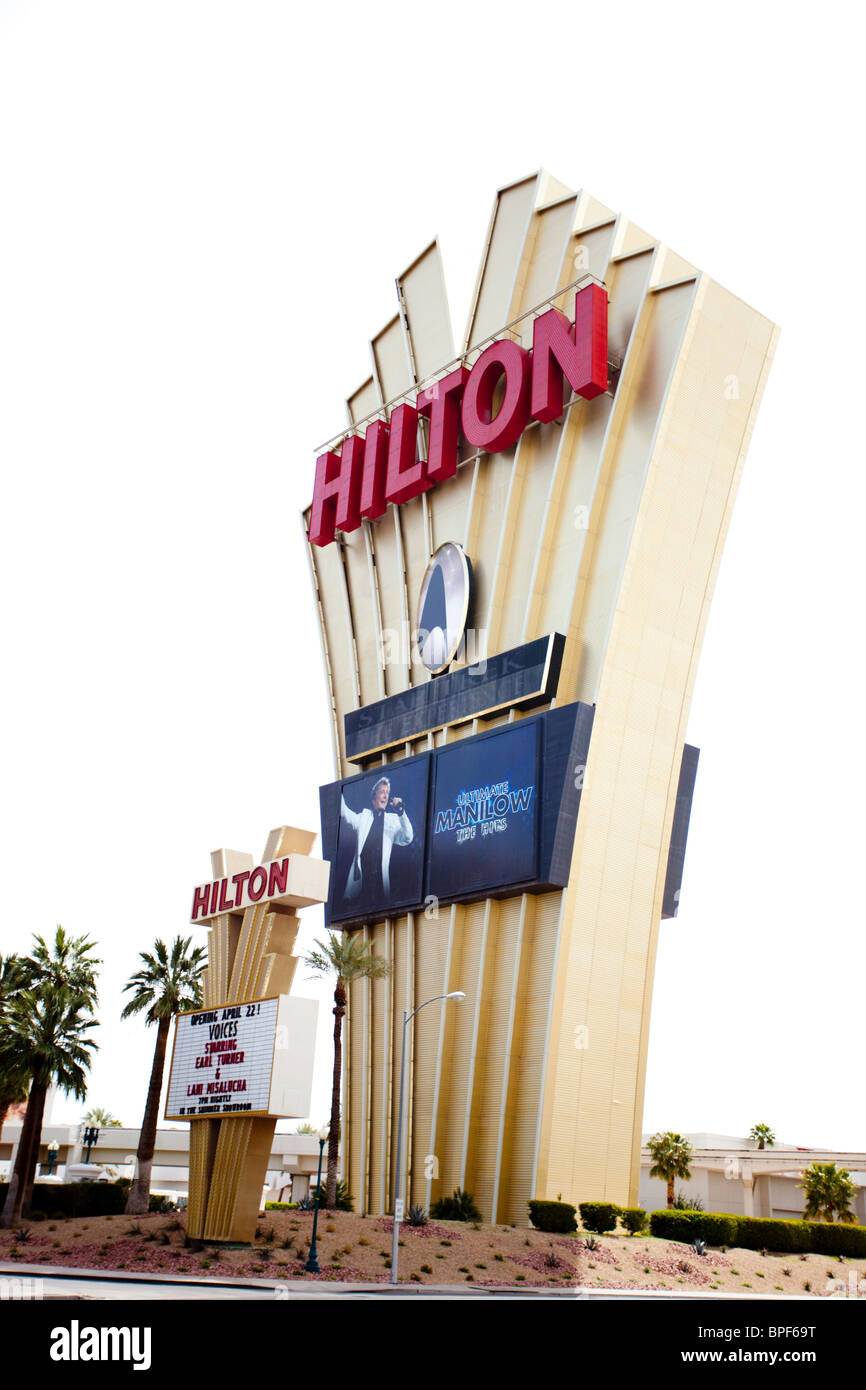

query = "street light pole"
[[305, 1127, 329, 1274], [390, 991, 465, 1285]]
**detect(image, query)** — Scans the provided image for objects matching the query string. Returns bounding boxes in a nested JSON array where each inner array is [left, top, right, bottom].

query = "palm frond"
[[120, 935, 207, 1026], [300, 931, 392, 987]]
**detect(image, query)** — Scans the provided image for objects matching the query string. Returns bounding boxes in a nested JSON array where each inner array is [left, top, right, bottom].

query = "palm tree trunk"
[[667, 1177, 674, 1209], [1, 1079, 47, 1226], [126, 1015, 170, 1215], [2, 1087, 36, 1225], [325, 982, 346, 1210], [20, 1081, 48, 1218]]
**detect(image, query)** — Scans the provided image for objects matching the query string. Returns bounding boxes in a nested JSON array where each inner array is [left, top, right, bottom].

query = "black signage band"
[[344, 633, 564, 763]]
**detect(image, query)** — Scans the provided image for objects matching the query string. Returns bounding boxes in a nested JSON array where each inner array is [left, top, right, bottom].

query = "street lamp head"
[[317, 1125, 330, 1142], [446, 991, 466, 1002]]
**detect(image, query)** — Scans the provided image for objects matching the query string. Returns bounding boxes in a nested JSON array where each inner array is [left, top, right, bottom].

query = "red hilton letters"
[[309, 284, 608, 547]]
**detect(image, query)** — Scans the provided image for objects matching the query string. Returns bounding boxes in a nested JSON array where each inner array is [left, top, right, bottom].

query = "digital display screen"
[[329, 759, 428, 923], [428, 722, 539, 900], [321, 703, 593, 926]]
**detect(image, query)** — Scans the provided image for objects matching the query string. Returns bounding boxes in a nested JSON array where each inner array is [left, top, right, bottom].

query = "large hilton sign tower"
[[304, 171, 778, 1223]]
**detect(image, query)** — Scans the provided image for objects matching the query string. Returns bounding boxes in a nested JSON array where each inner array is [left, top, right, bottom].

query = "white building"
[[0, 1119, 330, 1205], [639, 1133, 866, 1222]]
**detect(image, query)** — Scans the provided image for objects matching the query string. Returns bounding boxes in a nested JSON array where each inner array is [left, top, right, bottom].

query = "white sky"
[[1, 1, 864, 1156]]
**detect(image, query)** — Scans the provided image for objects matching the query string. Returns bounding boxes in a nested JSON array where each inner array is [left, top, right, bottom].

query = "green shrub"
[[673, 1191, 705, 1211], [802, 1222, 866, 1258], [0, 1182, 126, 1219], [265, 1201, 299, 1211], [650, 1209, 866, 1256], [527, 1200, 577, 1233], [311, 1180, 354, 1212], [732, 1215, 866, 1256], [579, 1202, 621, 1235], [620, 1206, 647, 1235], [650, 1210, 738, 1245], [734, 1217, 810, 1253], [430, 1188, 482, 1222], [148, 1194, 176, 1214]]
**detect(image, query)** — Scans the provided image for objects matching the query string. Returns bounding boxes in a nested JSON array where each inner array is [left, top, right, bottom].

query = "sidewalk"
[[0, 1261, 817, 1299]]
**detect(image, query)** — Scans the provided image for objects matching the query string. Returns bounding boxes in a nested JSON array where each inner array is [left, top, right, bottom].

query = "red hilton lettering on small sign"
[[190, 856, 292, 923], [309, 284, 608, 547]]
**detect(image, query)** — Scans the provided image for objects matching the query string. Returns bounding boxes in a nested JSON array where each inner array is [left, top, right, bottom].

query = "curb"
[[0, 1262, 820, 1300]]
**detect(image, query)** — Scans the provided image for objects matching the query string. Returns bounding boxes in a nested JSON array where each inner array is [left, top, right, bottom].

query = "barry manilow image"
[[340, 775, 414, 911]]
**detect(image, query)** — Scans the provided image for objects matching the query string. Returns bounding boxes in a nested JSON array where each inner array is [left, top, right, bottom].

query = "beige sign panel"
[[304, 171, 778, 1224]]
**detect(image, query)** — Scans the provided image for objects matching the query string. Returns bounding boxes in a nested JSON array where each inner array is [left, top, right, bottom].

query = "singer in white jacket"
[[340, 776, 414, 907]]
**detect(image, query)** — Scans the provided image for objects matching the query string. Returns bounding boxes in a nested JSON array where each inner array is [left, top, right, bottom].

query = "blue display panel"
[[428, 722, 539, 900], [329, 760, 428, 924], [319, 701, 596, 929]]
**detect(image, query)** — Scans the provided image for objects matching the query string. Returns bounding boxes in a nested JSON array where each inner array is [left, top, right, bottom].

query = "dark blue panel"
[[540, 702, 595, 886], [428, 722, 539, 900], [344, 633, 564, 762], [325, 758, 429, 925], [321, 699, 595, 928], [662, 744, 700, 919]]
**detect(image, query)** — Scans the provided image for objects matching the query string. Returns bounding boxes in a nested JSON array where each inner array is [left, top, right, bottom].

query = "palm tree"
[[0, 952, 29, 1009], [0, 928, 99, 1227], [82, 1106, 122, 1128], [648, 1131, 693, 1209], [0, 954, 31, 1136], [301, 932, 391, 1208], [0, 982, 98, 1225], [121, 936, 206, 1215], [750, 1122, 775, 1150], [30, 926, 100, 996], [800, 1162, 856, 1224]]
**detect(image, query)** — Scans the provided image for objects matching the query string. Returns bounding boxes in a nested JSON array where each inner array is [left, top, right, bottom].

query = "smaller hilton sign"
[[190, 852, 331, 923]]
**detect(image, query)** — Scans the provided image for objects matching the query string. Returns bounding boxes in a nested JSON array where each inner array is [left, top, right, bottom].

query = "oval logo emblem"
[[417, 542, 473, 675]]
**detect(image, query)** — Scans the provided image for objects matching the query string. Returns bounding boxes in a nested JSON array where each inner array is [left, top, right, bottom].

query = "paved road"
[[2, 1268, 577, 1300], [2, 1262, 812, 1302]]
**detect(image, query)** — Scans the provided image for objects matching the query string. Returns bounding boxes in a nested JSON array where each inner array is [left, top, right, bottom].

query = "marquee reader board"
[[164, 994, 317, 1121]]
